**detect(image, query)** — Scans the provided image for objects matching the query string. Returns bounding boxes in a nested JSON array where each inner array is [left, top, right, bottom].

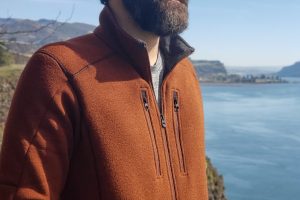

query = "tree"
[[0, 41, 13, 66], [0, 6, 74, 66]]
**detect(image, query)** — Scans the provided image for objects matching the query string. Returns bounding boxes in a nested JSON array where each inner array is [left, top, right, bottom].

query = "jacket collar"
[[93, 6, 195, 84]]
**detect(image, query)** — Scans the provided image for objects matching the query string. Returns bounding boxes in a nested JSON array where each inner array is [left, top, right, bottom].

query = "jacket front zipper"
[[141, 90, 162, 177], [142, 49, 193, 200], [159, 112, 177, 200], [173, 91, 187, 174], [143, 87, 177, 200]]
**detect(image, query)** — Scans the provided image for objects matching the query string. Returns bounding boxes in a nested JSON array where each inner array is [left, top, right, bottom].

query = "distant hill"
[[277, 62, 300, 77], [192, 60, 227, 77], [0, 18, 96, 55]]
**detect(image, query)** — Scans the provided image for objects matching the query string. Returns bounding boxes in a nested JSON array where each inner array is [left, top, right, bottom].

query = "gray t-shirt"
[[150, 50, 164, 110]]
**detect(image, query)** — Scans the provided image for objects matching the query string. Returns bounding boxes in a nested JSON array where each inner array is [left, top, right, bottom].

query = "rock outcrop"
[[206, 157, 227, 200], [192, 60, 227, 77], [277, 61, 300, 77]]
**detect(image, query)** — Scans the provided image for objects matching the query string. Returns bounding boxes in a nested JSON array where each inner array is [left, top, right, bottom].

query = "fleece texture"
[[0, 5, 208, 200]]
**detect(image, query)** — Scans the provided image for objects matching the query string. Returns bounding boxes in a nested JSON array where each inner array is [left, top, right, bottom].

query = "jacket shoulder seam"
[[37, 48, 115, 79], [72, 52, 115, 78], [37, 50, 73, 80]]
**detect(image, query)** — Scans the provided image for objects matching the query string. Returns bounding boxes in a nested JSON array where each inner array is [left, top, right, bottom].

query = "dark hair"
[[100, 0, 109, 5]]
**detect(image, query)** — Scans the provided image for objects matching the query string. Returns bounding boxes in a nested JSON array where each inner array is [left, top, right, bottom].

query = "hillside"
[[0, 18, 96, 55], [277, 61, 300, 77]]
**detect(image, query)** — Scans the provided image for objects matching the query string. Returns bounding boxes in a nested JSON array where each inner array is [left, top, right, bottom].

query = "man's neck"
[[108, 1, 160, 66]]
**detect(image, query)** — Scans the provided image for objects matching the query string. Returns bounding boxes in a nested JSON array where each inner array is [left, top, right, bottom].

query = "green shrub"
[[0, 42, 14, 67]]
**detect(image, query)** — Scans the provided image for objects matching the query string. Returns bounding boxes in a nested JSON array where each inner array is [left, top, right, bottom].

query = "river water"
[[201, 82, 300, 200]]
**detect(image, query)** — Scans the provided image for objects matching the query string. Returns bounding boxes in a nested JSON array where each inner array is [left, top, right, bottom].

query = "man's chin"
[[151, 22, 188, 37], [153, 27, 188, 37], [123, 0, 189, 36], [167, 0, 187, 7]]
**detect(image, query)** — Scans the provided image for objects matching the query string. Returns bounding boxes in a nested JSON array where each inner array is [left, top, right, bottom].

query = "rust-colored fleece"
[[0, 6, 208, 200]]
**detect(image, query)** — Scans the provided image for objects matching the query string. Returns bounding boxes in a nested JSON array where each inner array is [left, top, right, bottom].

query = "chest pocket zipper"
[[173, 90, 187, 174], [141, 89, 162, 177]]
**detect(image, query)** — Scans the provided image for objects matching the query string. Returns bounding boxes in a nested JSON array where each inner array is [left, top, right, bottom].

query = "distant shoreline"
[[199, 81, 294, 86], [198, 77, 300, 85]]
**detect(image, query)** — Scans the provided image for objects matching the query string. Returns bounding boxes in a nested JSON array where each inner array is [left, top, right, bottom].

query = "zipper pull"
[[142, 90, 149, 111], [173, 91, 179, 112], [160, 114, 167, 128], [142, 90, 149, 110]]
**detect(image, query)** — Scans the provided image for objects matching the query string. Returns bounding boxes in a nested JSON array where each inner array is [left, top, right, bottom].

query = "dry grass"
[[0, 65, 24, 147], [0, 64, 24, 77]]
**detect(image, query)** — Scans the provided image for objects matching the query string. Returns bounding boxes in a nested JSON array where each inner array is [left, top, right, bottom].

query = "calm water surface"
[[201, 83, 300, 200]]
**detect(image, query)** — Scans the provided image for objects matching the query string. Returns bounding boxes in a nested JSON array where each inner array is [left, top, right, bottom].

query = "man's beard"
[[122, 0, 189, 37]]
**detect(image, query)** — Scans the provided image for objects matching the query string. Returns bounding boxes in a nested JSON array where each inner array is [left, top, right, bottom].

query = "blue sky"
[[1, 0, 300, 67]]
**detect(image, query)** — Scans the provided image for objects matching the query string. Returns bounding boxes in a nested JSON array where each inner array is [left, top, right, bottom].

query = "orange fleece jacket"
[[0, 6, 208, 200]]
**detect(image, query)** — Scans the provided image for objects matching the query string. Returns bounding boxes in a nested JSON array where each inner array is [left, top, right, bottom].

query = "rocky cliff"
[[207, 157, 227, 200], [277, 61, 300, 77], [192, 60, 227, 77]]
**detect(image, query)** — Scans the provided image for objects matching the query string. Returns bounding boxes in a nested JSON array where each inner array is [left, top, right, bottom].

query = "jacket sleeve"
[[0, 51, 81, 200]]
